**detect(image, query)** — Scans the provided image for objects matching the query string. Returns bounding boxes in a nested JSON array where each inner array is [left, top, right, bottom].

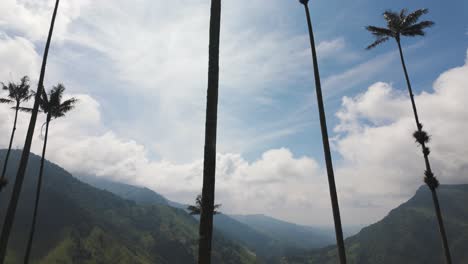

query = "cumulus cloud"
[[0, 0, 358, 163], [0, 0, 90, 41], [28, 0, 316, 162], [1, 0, 467, 228], [1, 49, 467, 226], [0, 85, 331, 225], [0, 34, 40, 81], [333, 49, 468, 224]]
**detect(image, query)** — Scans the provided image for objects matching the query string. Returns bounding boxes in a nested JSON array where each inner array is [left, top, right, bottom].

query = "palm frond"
[[60, 98, 78, 111], [20, 76, 29, 86], [401, 28, 425, 37], [52, 97, 78, 119], [399, 8, 408, 21], [1, 76, 31, 104], [17, 107, 33, 113], [39, 84, 77, 120], [402, 8, 429, 27], [22, 93, 35, 102], [365, 26, 393, 37], [188, 194, 221, 215], [383, 10, 402, 30], [0, 98, 13, 104], [187, 205, 201, 215], [213, 204, 222, 215], [412, 20, 435, 30], [401, 21, 434, 36], [366, 36, 390, 50], [49, 84, 65, 107]]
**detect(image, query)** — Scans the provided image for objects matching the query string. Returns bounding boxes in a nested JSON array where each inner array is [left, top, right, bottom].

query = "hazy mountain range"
[[1, 149, 467, 263], [79, 174, 336, 261], [280, 185, 468, 264]]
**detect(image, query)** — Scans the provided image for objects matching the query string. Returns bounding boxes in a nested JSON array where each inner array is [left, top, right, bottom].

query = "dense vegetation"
[[79, 176, 335, 261], [281, 185, 468, 264], [1, 153, 468, 263], [0, 150, 257, 264]]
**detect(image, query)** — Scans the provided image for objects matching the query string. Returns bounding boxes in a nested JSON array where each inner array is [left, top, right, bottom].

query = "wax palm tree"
[[198, 0, 222, 263], [0, 76, 32, 191], [298, 1, 347, 263], [187, 194, 221, 215], [23, 84, 77, 264], [0, 0, 61, 261], [366, 9, 452, 264]]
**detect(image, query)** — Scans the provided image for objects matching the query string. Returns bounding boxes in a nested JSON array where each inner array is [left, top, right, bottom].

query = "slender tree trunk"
[[301, 2, 347, 264], [396, 38, 452, 264], [0, 0, 60, 261], [0, 104, 20, 191], [396, 39, 421, 128], [198, 0, 221, 263], [24, 117, 50, 264]]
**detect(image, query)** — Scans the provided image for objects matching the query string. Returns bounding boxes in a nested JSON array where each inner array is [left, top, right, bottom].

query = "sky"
[[0, 0, 467, 229]]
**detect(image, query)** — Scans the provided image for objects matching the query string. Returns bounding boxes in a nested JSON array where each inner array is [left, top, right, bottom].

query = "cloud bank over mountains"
[[2, 46, 466, 225]]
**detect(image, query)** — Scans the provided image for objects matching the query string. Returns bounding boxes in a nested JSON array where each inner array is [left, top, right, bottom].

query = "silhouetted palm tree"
[[0, 0, 61, 261], [198, 0, 222, 263], [366, 8, 452, 264], [23, 84, 77, 264], [0, 76, 32, 191], [188, 194, 221, 215], [298, 1, 347, 263]]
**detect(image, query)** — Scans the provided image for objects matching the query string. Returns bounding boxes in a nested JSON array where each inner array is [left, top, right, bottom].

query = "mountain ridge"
[[78, 175, 335, 260], [0, 149, 257, 263], [281, 184, 468, 264]]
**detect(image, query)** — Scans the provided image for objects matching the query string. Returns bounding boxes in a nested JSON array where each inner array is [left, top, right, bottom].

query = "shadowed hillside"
[[0, 149, 257, 264], [281, 184, 468, 264], [79, 175, 335, 261]]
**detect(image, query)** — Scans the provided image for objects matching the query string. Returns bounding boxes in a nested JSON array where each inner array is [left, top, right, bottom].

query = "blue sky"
[[258, 0, 468, 163], [0, 0, 467, 227]]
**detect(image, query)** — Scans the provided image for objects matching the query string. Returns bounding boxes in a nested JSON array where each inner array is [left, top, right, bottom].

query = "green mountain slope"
[[80, 175, 169, 206], [282, 185, 468, 264], [231, 214, 334, 250], [0, 149, 257, 264], [80, 176, 335, 260]]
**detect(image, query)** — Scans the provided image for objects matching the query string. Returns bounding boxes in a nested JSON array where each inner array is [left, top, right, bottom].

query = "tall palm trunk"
[[0, 103, 20, 191], [23, 116, 50, 264], [300, 2, 347, 263], [396, 38, 452, 264], [0, 0, 60, 261], [198, 0, 221, 263]]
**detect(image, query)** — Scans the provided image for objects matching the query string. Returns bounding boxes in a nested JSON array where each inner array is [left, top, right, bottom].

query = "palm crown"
[[0, 76, 32, 107], [187, 194, 221, 215], [39, 84, 77, 120], [366, 8, 434, 49]]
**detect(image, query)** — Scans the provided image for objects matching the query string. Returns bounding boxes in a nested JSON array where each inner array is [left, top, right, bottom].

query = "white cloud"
[[317, 38, 346, 56], [0, 85, 331, 224], [1, 49, 467, 227], [39, 0, 314, 162], [0, 34, 40, 81], [333, 49, 468, 224], [0, 0, 358, 163], [316, 37, 358, 63], [1, 0, 467, 228], [0, 0, 90, 41], [322, 51, 397, 97]]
